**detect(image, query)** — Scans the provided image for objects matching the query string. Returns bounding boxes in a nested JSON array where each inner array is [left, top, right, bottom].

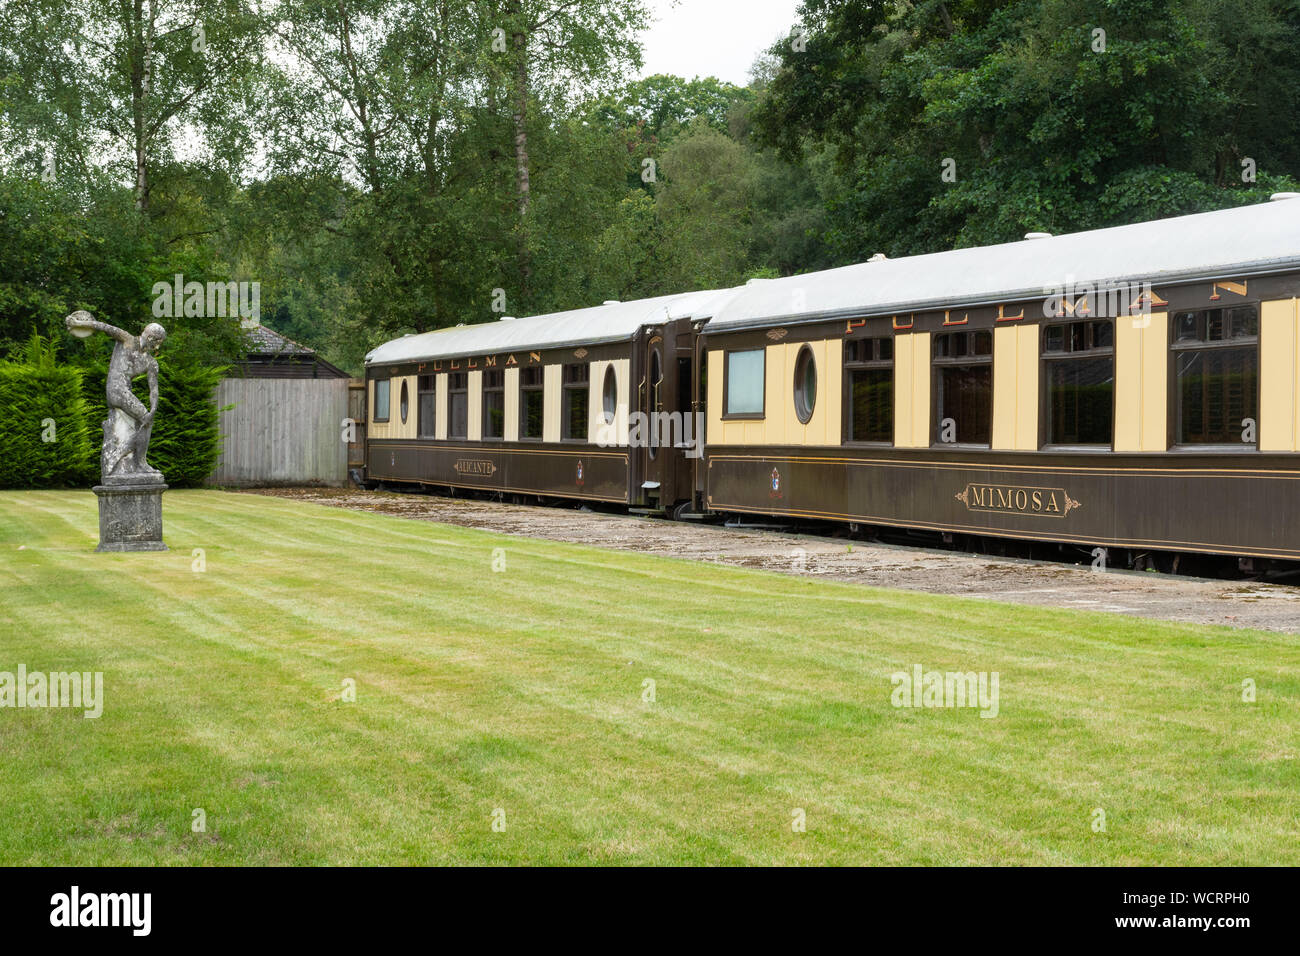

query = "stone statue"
[[66, 311, 170, 552], [65, 311, 167, 484]]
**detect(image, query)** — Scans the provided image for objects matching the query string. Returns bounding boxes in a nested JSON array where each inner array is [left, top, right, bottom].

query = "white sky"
[[637, 0, 805, 86]]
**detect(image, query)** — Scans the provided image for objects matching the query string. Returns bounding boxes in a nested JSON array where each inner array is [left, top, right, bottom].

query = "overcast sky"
[[637, 0, 805, 86]]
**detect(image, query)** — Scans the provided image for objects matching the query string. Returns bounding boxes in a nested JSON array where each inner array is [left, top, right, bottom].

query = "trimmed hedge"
[[81, 363, 226, 487], [0, 360, 95, 488]]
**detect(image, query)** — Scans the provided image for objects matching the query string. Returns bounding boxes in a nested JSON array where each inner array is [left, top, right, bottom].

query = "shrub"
[[81, 362, 226, 487], [0, 335, 95, 487]]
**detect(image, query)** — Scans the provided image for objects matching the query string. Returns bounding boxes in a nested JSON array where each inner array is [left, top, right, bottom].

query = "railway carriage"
[[362, 290, 733, 515], [363, 195, 1300, 567]]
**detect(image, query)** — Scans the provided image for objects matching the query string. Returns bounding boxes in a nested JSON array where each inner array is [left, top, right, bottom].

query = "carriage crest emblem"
[[769, 467, 782, 499], [576, 460, 585, 487]]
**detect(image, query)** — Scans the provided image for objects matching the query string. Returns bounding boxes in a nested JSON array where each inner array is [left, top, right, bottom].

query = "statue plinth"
[[93, 479, 168, 552], [66, 310, 171, 554]]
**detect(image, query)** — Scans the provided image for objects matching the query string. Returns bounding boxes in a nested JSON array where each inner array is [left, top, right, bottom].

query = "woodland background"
[[2, 0, 1299, 377]]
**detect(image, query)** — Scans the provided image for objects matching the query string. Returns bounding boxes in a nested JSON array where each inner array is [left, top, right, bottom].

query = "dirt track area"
[[242, 487, 1300, 635]]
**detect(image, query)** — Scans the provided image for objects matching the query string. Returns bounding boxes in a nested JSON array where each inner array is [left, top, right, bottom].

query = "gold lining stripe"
[[710, 502, 1300, 560], [371, 441, 627, 463], [707, 453, 1300, 479], [366, 473, 627, 503]]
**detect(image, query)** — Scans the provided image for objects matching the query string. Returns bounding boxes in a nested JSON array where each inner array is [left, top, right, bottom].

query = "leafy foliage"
[[80, 361, 226, 488], [0, 335, 94, 488], [3, 0, 1300, 377], [755, 0, 1300, 261]]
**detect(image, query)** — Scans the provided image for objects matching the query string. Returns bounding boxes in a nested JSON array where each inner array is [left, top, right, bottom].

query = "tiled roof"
[[245, 325, 316, 356]]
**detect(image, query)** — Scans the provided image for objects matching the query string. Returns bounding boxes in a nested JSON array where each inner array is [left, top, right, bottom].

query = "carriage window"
[[448, 372, 468, 439], [399, 380, 409, 424], [482, 369, 505, 440], [793, 345, 817, 424], [562, 363, 589, 441], [373, 378, 390, 422], [725, 349, 765, 417], [417, 375, 436, 438], [520, 367, 544, 440], [601, 365, 618, 425], [1043, 320, 1113, 445], [1173, 307, 1258, 445], [845, 336, 893, 443], [933, 330, 992, 445]]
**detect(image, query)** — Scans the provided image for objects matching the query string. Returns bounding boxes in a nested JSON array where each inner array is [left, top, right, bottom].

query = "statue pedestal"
[[93, 480, 168, 552]]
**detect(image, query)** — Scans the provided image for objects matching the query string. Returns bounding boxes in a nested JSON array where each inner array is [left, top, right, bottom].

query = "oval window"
[[793, 345, 816, 424], [399, 380, 409, 424], [602, 365, 617, 425]]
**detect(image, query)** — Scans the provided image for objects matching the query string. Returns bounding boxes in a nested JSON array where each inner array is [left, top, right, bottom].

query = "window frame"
[[793, 344, 817, 425], [932, 329, 994, 448], [601, 364, 618, 426], [372, 377, 391, 423], [417, 374, 436, 439], [561, 362, 590, 442], [842, 336, 894, 446], [482, 368, 505, 440], [519, 366, 545, 442], [1168, 306, 1260, 451], [447, 371, 468, 440], [722, 347, 766, 420], [1039, 319, 1116, 451]]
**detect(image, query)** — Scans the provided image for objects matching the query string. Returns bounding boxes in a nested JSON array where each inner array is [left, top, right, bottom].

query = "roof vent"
[[745, 277, 772, 286], [1270, 192, 1300, 202], [498, 315, 516, 322], [869, 253, 887, 262], [1024, 231, 1052, 240], [602, 299, 620, 305]]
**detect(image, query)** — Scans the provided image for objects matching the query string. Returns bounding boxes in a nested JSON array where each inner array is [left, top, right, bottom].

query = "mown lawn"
[[0, 489, 1297, 865]]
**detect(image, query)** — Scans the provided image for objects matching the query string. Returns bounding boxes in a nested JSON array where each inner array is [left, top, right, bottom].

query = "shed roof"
[[245, 324, 316, 355]]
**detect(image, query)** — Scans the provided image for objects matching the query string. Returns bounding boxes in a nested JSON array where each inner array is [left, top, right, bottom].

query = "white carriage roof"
[[366, 197, 1300, 365], [706, 197, 1300, 332], [365, 287, 741, 366]]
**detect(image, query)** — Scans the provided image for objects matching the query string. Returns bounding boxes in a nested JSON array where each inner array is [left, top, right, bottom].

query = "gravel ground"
[[241, 487, 1300, 635]]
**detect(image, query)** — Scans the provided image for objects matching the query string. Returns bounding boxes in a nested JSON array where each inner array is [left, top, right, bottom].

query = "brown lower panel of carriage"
[[368, 441, 630, 503], [706, 448, 1300, 560]]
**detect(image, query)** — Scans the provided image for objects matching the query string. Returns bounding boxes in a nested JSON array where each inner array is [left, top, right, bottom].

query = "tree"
[[480, 0, 650, 307], [0, 0, 266, 212], [654, 118, 756, 291], [753, 0, 1300, 263]]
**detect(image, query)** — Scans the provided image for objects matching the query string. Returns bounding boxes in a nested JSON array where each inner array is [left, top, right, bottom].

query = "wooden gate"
[[347, 380, 367, 472]]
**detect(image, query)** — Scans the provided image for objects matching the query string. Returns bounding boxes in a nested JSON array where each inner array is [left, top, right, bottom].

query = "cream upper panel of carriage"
[[367, 357, 634, 447]]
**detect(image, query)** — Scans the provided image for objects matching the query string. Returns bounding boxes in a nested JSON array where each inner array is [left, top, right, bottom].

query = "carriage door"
[[637, 328, 667, 507], [636, 321, 694, 512]]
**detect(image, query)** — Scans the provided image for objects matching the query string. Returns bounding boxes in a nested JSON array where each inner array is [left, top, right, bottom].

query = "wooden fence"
[[206, 377, 352, 487]]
